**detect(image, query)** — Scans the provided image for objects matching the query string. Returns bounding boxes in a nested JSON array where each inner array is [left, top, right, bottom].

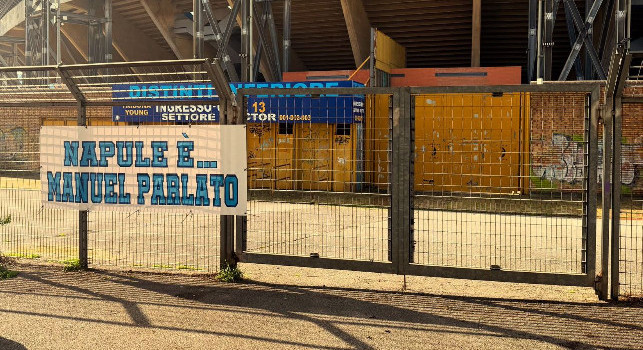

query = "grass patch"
[[0, 265, 18, 280], [62, 259, 84, 272], [152, 264, 173, 269], [7, 252, 41, 259], [177, 264, 200, 271], [215, 264, 243, 283]]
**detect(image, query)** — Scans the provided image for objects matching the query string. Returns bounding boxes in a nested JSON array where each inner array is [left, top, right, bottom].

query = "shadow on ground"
[[1, 263, 642, 349], [0, 337, 26, 350]]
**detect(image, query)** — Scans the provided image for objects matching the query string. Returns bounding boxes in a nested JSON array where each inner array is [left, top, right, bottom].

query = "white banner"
[[40, 125, 247, 215]]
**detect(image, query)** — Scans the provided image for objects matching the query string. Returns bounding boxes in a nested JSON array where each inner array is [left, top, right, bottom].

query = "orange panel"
[[332, 125, 355, 192], [297, 124, 332, 191], [414, 93, 525, 194], [391, 67, 521, 87], [247, 123, 275, 190]]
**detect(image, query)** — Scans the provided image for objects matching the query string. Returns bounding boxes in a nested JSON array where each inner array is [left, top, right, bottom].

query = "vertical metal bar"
[[249, 0, 254, 81], [389, 91, 399, 268], [77, 100, 88, 269], [88, 0, 96, 63], [104, 0, 112, 62], [193, 0, 204, 59], [391, 88, 412, 274], [408, 92, 415, 264], [241, 0, 249, 81], [235, 214, 247, 256], [544, 0, 554, 80], [528, 0, 539, 81], [56, 0, 61, 64], [537, 0, 543, 80], [586, 86, 599, 281], [611, 95, 622, 300], [45, 0, 50, 65], [282, 0, 290, 73], [369, 27, 375, 87], [599, 101, 613, 299], [215, 59, 237, 268]]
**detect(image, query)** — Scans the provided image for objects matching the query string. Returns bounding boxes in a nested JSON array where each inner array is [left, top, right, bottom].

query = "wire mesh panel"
[[73, 62, 223, 272], [618, 82, 643, 296], [412, 91, 591, 274], [0, 105, 79, 263], [0, 61, 225, 272], [244, 92, 392, 262]]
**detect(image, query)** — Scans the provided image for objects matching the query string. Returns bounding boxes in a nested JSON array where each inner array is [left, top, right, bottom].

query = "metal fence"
[[2, 60, 643, 300], [615, 59, 643, 296], [238, 84, 601, 288], [0, 59, 228, 272]]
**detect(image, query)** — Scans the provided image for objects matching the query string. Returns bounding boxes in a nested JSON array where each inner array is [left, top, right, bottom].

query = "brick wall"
[[530, 84, 643, 194]]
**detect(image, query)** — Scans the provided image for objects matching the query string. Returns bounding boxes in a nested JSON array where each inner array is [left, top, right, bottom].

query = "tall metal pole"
[[241, 0, 249, 81], [283, 0, 291, 73], [45, 0, 50, 65], [104, 0, 112, 62], [537, 0, 543, 80], [56, 0, 61, 64], [249, 0, 254, 81], [193, 0, 203, 58]]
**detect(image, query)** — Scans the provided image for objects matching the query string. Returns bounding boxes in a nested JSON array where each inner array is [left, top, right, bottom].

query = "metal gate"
[[237, 83, 602, 292]]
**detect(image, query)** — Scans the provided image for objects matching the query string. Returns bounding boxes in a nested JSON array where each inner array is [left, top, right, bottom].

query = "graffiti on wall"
[[532, 133, 643, 187], [0, 127, 27, 161]]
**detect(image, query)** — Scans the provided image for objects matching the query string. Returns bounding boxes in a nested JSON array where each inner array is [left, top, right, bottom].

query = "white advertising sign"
[[40, 125, 247, 215]]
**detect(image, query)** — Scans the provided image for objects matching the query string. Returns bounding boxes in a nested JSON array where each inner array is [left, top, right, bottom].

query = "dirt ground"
[[0, 260, 642, 350]]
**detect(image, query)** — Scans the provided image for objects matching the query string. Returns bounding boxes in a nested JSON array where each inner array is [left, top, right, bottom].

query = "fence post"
[[599, 100, 612, 300], [586, 86, 599, 293], [610, 96, 623, 300], [219, 92, 235, 269], [57, 66, 89, 270], [77, 101, 89, 269], [205, 58, 238, 269], [390, 88, 412, 274]]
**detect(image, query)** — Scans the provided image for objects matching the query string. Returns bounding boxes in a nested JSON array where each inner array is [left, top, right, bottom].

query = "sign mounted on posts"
[[111, 81, 365, 124], [40, 125, 247, 215]]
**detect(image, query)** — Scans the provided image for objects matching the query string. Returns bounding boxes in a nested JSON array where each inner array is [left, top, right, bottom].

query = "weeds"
[[62, 259, 84, 272], [215, 264, 243, 283], [0, 265, 18, 280], [7, 252, 41, 259], [0, 215, 11, 226]]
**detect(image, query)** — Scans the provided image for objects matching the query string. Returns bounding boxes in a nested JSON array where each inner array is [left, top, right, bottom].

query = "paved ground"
[[0, 260, 642, 350]]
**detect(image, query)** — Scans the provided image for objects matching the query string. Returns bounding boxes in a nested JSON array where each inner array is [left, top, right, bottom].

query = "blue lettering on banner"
[[112, 81, 365, 124], [45, 135, 243, 212]]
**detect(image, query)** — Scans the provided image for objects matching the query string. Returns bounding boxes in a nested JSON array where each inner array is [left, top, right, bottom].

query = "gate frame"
[[237, 82, 602, 292]]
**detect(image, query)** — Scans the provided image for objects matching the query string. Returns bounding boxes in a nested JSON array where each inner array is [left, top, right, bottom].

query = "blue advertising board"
[[112, 81, 365, 124]]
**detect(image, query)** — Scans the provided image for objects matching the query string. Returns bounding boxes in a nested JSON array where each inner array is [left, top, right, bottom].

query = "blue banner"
[[112, 81, 365, 124]]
